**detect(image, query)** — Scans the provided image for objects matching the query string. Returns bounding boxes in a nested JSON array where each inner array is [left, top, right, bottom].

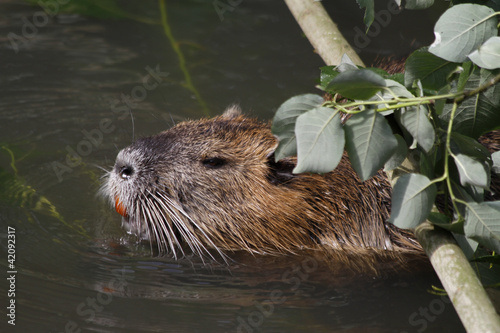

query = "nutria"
[[101, 106, 431, 271]]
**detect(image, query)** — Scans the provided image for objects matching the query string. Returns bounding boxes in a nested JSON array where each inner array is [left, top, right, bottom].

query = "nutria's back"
[[102, 107, 424, 271]]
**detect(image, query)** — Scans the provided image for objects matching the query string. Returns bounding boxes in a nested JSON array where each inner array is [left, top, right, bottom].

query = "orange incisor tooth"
[[114, 196, 127, 217]]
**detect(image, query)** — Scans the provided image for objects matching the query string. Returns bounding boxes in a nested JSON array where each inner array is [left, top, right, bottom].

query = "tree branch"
[[415, 222, 500, 332], [283, 0, 364, 67]]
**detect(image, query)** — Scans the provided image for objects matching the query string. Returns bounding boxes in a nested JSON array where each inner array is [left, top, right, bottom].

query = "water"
[[0, 1, 464, 332]]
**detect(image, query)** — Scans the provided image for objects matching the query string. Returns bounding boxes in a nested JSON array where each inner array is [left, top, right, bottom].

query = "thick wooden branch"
[[283, 0, 364, 67], [415, 222, 500, 333]]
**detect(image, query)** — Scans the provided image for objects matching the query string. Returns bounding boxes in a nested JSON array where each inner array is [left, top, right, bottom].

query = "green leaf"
[[405, 0, 434, 10], [381, 79, 414, 99], [450, 131, 492, 164], [428, 4, 497, 63], [427, 211, 450, 224], [366, 67, 390, 78], [453, 153, 490, 188], [434, 85, 451, 116], [469, 36, 500, 70], [319, 66, 340, 91], [404, 48, 457, 91], [320, 56, 361, 92], [481, 68, 500, 106], [492, 151, 500, 174], [416, 150, 435, 180], [272, 94, 324, 161], [452, 180, 485, 207], [464, 184, 485, 203], [456, 61, 474, 92], [355, 0, 375, 29], [336, 54, 359, 73], [427, 211, 452, 227], [293, 108, 344, 174], [384, 134, 408, 171], [434, 220, 465, 233], [441, 69, 500, 137], [465, 201, 500, 252], [367, 66, 405, 86], [474, 256, 500, 286], [449, 132, 492, 188], [388, 73, 405, 86], [453, 232, 479, 259], [451, 0, 500, 12], [344, 109, 398, 180], [398, 105, 435, 152], [371, 79, 414, 116], [327, 69, 386, 100], [388, 173, 437, 228]]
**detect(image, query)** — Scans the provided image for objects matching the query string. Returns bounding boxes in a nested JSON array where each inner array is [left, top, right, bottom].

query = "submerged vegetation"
[[0, 145, 87, 236]]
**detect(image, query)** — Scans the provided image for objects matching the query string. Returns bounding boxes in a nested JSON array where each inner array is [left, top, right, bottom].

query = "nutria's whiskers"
[[154, 190, 224, 261], [94, 164, 111, 174], [126, 185, 227, 263]]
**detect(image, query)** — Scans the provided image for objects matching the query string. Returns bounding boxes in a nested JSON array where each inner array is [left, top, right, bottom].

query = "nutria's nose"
[[118, 165, 134, 180]]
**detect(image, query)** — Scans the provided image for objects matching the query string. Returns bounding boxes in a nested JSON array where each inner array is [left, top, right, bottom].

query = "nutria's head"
[[102, 107, 314, 260]]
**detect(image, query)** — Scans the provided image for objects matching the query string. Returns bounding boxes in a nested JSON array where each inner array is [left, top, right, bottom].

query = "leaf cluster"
[[356, 0, 500, 29], [272, 3, 500, 264]]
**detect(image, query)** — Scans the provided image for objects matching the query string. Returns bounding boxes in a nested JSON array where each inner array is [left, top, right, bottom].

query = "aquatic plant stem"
[[283, 0, 364, 67], [158, 0, 210, 116], [2, 145, 18, 174]]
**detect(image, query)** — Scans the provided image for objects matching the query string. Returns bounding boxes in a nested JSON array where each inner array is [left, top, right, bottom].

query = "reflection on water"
[[0, 0, 464, 332]]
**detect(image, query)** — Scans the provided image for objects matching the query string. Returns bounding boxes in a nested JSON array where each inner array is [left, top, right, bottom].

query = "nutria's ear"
[[222, 105, 242, 119]]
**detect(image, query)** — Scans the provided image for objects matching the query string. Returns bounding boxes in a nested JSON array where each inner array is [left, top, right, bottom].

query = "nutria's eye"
[[202, 157, 226, 169], [119, 165, 134, 179]]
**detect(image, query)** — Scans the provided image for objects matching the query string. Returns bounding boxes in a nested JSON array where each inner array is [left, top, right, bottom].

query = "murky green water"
[[0, 1, 464, 332]]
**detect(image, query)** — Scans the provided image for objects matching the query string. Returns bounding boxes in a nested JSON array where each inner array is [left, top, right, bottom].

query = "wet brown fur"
[[103, 108, 433, 273]]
